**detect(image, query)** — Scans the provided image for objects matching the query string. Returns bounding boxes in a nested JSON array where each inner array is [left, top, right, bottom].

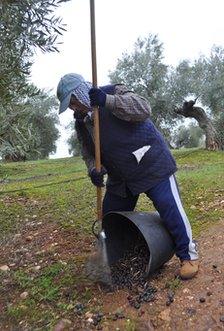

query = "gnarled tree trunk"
[[175, 100, 220, 150]]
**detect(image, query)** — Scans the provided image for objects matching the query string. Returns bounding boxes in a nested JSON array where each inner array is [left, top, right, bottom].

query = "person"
[[57, 73, 199, 280]]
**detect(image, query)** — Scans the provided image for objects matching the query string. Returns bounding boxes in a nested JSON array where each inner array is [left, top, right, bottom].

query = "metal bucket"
[[102, 211, 175, 276]]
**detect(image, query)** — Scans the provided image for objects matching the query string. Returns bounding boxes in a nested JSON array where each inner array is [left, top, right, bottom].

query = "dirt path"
[[0, 218, 223, 331], [147, 220, 224, 331], [98, 220, 224, 331], [166, 220, 224, 331]]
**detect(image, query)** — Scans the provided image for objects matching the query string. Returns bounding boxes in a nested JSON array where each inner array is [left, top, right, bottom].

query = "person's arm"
[[75, 121, 107, 187], [75, 122, 95, 173], [105, 84, 151, 122]]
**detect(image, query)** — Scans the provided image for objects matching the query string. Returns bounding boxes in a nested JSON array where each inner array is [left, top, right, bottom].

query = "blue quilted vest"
[[77, 85, 177, 197]]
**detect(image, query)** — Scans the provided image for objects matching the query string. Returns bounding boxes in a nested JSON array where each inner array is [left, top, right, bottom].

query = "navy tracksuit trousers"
[[103, 175, 198, 261]]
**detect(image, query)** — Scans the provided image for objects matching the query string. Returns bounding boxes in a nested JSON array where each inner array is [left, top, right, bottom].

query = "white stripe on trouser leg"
[[169, 175, 198, 260]]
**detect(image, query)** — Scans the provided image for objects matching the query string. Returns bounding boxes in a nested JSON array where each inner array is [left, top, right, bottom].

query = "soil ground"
[[0, 216, 223, 331]]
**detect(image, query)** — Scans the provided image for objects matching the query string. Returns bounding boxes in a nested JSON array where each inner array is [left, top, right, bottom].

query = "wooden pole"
[[90, 0, 102, 221]]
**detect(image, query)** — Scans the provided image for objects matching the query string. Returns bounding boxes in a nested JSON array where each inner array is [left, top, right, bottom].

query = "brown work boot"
[[179, 260, 199, 280]]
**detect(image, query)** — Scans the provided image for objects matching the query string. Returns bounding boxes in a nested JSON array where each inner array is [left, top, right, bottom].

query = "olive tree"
[[0, 0, 70, 104], [0, 0, 69, 160], [170, 47, 224, 150], [0, 92, 60, 161]]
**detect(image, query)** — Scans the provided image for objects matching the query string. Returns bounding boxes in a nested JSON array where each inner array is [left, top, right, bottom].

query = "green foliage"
[[109, 34, 167, 97], [0, 0, 70, 104], [169, 46, 224, 149], [195, 47, 224, 114], [168, 46, 224, 112], [0, 91, 60, 161], [67, 131, 82, 156], [109, 34, 224, 147], [109, 34, 176, 136], [0, 0, 69, 160], [23, 92, 60, 160], [173, 124, 204, 148], [168, 60, 194, 105]]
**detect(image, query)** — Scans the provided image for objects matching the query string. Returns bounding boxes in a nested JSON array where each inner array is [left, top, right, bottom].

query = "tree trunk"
[[175, 100, 220, 150]]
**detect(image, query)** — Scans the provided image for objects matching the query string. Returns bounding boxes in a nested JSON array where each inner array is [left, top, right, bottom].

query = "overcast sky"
[[31, 0, 224, 158]]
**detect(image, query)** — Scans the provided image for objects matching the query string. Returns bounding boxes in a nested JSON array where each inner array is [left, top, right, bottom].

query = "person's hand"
[[89, 87, 106, 107], [89, 167, 107, 187]]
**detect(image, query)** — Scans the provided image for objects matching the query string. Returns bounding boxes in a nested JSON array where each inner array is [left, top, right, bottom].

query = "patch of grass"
[[177, 160, 224, 235], [0, 157, 84, 180], [10, 260, 91, 316], [0, 157, 96, 237], [165, 277, 182, 292], [173, 148, 224, 165], [13, 270, 34, 288], [1, 149, 223, 242], [0, 200, 26, 241], [2, 149, 222, 239], [125, 318, 136, 331], [7, 304, 28, 319], [13, 263, 64, 303], [7, 300, 57, 329], [0, 149, 224, 329], [0, 148, 223, 240], [7, 262, 81, 328]]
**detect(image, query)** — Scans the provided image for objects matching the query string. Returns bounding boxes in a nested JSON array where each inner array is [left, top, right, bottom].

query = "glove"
[[89, 87, 106, 107], [89, 167, 107, 187]]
